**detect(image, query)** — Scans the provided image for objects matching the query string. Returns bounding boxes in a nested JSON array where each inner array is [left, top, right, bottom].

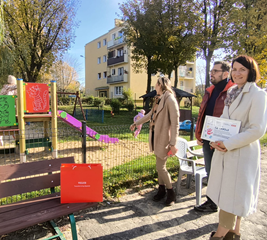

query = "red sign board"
[[25, 83, 50, 113]]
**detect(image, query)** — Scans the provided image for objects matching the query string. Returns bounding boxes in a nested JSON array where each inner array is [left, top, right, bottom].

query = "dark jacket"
[[195, 80, 235, 141]]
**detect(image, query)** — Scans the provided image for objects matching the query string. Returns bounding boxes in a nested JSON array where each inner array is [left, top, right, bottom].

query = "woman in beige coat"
[[207, 56, 267, 240], [130, 77, 179, 206]]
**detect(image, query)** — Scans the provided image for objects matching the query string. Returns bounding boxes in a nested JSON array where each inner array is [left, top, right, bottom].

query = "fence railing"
[[0, 122, 163, 173]]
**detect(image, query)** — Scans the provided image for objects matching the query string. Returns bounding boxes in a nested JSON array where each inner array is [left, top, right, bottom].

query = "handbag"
[[60, 163, 103, 203]]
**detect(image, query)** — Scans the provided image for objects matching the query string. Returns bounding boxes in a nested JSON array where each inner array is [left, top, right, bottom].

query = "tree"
[[225, 0, 267, 86], [197, 0, 234, 88], [119, 0, 163, 93], [0, 45, 16, 86], [3, 0, 80, 82], [0, 0, 4, 43], [50, 55, 80, 92], [158, 0, 201, 87]]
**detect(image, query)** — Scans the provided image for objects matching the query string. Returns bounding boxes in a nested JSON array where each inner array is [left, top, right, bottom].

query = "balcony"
[[107, 74, 128, 84], [107, 54, 128, 66], [107, 37, 125, 49]]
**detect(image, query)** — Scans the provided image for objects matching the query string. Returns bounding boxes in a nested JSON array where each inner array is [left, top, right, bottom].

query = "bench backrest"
[[0, 157, 75, 199]]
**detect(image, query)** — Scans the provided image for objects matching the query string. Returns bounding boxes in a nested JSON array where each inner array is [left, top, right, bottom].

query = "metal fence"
[[0, 122, 175, 174], [73, 108, 104, 123]]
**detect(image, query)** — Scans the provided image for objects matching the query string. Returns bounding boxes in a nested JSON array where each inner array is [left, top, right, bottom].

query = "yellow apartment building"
[[85, 19, 196, 105]]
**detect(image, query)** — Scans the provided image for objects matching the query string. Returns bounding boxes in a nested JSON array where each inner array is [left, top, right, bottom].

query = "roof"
[[95, 86, 109, 90], [139, 88, 196, 98]]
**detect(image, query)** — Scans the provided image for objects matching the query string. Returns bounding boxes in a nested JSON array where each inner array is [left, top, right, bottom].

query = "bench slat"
[[0, 192, 60, 214], [0, 198, 97, 235], [0, 157, 74, 181], [0, 173, 60, 198]]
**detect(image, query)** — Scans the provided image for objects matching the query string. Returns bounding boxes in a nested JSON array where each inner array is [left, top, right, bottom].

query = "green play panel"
[[0, 95, 17, 127]]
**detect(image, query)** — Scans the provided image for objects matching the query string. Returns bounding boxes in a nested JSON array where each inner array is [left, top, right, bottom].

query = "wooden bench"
[[0, 157, 98, 239]]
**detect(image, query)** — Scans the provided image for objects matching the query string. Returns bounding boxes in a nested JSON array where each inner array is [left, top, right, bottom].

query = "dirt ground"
[[0, 133, 151, 170]]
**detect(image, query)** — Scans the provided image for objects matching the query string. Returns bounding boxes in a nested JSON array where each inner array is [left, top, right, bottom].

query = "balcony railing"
[[107, 74, 128, 84], [107, 54, 128, 66], [107, 37, 125, 49], [179, 72, 194, 78]]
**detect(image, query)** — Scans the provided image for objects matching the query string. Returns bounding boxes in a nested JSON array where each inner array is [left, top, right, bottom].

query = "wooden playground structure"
[[0, 80, 119, 163], [0, 80, 58, 162]]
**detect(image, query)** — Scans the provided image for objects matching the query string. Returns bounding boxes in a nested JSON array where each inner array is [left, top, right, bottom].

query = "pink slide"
[[57, 110, 119, 143]]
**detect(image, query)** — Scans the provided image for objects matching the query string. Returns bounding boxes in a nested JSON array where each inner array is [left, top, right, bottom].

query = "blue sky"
[[67, 0, 224, 86], [67, 0, 123, 86]]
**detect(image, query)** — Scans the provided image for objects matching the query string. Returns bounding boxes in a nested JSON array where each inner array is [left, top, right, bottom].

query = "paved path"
[[2, 150, 267, 240], [62, 150, 267, 240]]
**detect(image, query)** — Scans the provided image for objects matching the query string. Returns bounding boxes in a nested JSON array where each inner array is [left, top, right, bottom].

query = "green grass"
[[103, 154, 179, 199], [58, 105, 200, 127]]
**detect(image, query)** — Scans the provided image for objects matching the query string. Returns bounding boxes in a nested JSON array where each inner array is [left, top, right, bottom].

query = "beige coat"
[[135, 91, 179, 160], [207, 82, 267, 217]]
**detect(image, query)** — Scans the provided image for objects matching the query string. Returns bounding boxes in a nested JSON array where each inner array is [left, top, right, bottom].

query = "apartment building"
[[85, 19, 196, 104]]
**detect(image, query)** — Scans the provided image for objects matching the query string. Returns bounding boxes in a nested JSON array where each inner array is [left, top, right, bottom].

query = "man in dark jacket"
[[194, 61, 235, 212]]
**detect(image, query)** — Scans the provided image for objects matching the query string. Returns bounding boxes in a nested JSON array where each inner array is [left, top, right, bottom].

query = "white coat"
[[207, 82, 267, 217]]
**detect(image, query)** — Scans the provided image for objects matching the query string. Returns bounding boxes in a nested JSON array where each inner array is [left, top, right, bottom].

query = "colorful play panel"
[[25, 83, 50, 113], [58, 110, 119, 143], [0, 95, 17, 127]]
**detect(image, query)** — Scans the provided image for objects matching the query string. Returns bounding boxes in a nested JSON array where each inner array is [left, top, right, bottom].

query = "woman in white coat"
[[207, 56, 267, 240]]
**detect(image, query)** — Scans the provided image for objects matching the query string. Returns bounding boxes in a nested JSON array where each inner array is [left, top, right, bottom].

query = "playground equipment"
[[58, 91, 86, 121], [0, 79, 118, 162], [57, 110, 118, 143]]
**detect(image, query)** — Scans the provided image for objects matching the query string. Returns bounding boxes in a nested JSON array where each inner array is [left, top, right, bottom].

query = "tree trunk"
[[205, 50, 213, 89], [146, 56, 152, 93], [174, 66, 178, 88], [205, 58, 211, 89]]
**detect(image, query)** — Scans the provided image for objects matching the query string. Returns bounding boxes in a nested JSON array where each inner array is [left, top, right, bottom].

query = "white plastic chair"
[[175, 137, 207, 206]]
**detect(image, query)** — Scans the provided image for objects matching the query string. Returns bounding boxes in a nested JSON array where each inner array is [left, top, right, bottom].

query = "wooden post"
[[51, 80, 58, 158], [17, 79, 26, 163]]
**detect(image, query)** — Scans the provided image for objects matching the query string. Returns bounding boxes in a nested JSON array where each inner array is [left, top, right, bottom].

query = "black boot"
[[165, 188, 176, 206], [153, 185, 166, 202]]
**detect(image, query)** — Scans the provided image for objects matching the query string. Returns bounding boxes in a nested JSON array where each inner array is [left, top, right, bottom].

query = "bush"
[[58, 96, 75, 105], [93, 97, 105, 107], [125, 100, 134, 112], [110, 98, 122, 113], [193, 94, 203, 107], [105, 98, 112, 105], [81, 96, 94, 105]]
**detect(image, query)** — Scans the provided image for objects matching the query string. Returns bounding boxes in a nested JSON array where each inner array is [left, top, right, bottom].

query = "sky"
[[67, 0, 225, 87], [67, 0, 123, 86]]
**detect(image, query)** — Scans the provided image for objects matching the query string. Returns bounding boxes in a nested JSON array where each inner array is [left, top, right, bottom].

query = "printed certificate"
[[201, 116, 241, 142]]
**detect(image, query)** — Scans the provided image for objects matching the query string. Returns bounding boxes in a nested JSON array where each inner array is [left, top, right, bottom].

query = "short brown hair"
[[231, 55, 261, 83]]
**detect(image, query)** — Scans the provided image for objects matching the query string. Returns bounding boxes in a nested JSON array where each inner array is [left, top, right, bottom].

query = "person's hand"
[[197, 139, 204, 146], [130, 124, 136, 131], [168, 145, 178, 156], [209, 141, 227, 152]]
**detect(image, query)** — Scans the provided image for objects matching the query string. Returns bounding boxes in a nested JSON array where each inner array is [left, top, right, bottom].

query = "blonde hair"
[[157, 77, 174, 95], [8, 75, 17, 85]]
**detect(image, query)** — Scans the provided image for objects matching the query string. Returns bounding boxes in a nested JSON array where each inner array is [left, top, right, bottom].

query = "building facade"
[[85, 19, 196, 104]]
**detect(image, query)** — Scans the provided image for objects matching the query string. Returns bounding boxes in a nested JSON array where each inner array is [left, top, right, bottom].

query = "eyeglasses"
[[209, 69, 224, 74]]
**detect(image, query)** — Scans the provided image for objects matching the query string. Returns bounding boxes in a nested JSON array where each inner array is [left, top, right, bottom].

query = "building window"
[[103, 39, 107, 46], [115, 86, 123, 96], [118, 67, 124, 76], [150, 86, 155, 91], [117, 47, 124, 57], [112, 69, 116, 75], [103, 71, 107, 78], [112, 33, 116, 40], [108, 50, 115, 58], [97, 57, 101, 64], [98, 73, 101, 80], [97, 41, 101, 48], [103, 55, 107, 63]]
